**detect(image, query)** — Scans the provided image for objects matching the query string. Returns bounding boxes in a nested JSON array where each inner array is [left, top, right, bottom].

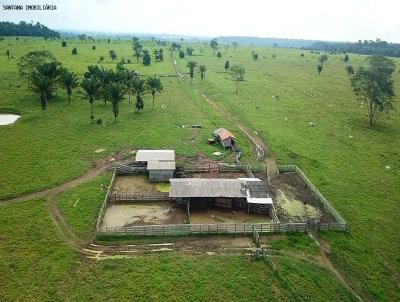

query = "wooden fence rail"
[[108, 192, 169, 202], [97, 222, 319, 236], [278, 165, 349, 228]]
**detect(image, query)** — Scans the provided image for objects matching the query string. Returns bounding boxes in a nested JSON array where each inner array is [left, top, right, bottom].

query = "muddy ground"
[[190, 208, 271, 224], [112, 175, 158, 194], [101, 202, 188, 228], [256, 172, 336, 223]]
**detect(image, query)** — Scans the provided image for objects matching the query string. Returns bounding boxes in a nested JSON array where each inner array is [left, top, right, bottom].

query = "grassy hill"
[[0, 37, 399, 301]]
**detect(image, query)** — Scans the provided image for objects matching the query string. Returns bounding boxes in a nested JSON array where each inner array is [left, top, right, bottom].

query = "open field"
[[0, 36, 399, 301]]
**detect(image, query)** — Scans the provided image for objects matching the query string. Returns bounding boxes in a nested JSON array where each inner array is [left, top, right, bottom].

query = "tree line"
[[305, 39, 400, 58], [18, 51, 163, 122], [0, 21, 60, 38]]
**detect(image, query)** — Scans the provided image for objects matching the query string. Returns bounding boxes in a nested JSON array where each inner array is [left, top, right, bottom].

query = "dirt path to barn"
[[194, 90, 279, 180], [171, 56, 279, 179]]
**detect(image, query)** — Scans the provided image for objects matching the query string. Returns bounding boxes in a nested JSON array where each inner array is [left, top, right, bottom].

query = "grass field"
[[0, 37, 399, 301]]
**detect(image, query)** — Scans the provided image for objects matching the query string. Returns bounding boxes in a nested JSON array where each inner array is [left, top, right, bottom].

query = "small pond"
[[0, 114, 20, 125]]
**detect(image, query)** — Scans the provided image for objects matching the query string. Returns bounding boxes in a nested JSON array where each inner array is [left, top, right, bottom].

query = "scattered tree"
[[107, 82, 124, 122], [346, 65, 354, 76], [199, 64, 207, 80], [210, 39, 218, 54], [80, 77, 101, 123], [109, 50, 117, 61], [146, 76, 163, 108], [133, 42, 142, 62], [216, 51, 222, 58], [252, 53, 258, 60], [350, 55, 396, 125], [319, 54, 328, 65], [317, 64, 323, 75], [6, 49, 10, 59], [230, 65, 245, 93], [179, 50, 185, 58], [61, 41, 67, 47], [131, 77, 148, 112], [60, 69, 79, 104], [142, 50, 151, 66], [224, 60, 230, 71], [344, 54, 349, 62], [72, 47, 78, 55], [92, 45, 96, 50], [186, 47, 194, 56], [99, 56, 104, 64], [187, 61, 197, 83]]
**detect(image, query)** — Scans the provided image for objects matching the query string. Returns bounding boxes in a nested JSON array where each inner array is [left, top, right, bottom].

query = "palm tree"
[[146, 76, 163, 108], [229, 65, 245, 93], [199, 64, 207, 80], [187, 61, 197, 83], [60, 69, 79, 104], [123, 69, 137, 103], [106, 82, 125, 122], [131, 77, 148, 112], [80, 77, 101, 123], [29, 73, 56, 116]]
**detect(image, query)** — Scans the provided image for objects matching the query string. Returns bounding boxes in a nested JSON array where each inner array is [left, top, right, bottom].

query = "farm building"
[[169, 178, 273, 214], [213, 128, 236, 148], [135, 150, 176, 182]]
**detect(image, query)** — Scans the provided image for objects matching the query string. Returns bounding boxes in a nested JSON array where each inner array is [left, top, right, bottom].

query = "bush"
[[217, 51, 222, 58], [72, 47, 77, 55], [92, 45, 96, 50], [61, 41, 67, 47], [179, 50, 185, 58]]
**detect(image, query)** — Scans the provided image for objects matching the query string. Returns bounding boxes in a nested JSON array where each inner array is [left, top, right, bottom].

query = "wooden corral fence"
[[181, 163, 263, 173], [97, 222, 312, 236], [252, 225, 260, 247], [278, 165, 350, 230], [108, 192, 169, 202], [96, 170, 117, 231]]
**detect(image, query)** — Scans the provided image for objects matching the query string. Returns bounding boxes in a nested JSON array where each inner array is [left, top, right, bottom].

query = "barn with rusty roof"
[[213, 128, 236, 148]]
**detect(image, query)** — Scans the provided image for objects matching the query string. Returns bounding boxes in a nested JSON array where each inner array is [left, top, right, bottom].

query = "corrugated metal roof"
[[169, 178, 244, 198], [136, 150, 175, 162], [147, 161, 176, 170], [213, 128, 236, 141], [246, 197, 273, 204]]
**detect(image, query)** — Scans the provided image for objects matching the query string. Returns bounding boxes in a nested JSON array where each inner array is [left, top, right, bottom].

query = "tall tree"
[[142, 50, 151, 66], [133, 42, 142, 62], [319, 54, 328, 65], [60, 69, 78, 104], [229, 65, 245, 93], [346, 65, 354, 76], [317, 64, 323, 75], [131, 77, 148, 112], [199, 64, 207, 80], [224, 60, 230, 71], [146, 76, 163, 108], [107, 82, 125, 122], [109, 49, 117, 61], [210, 39, 218, 54], [350, 56, 396, 125], [187, 61, 197, 83], [80, 77, 101, 123], [29, 73, 56, 115], [123, 69, 137, 103]]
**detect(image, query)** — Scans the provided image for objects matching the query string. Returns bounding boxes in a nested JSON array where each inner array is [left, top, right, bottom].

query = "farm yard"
[[0, 32, 399, 302]]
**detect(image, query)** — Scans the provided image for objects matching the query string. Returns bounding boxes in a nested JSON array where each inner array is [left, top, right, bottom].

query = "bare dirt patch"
[[101, 202, 188, 228], [190, 208, 271, 224], [112, 175, 157, 194], [256, 172, 335, 223]]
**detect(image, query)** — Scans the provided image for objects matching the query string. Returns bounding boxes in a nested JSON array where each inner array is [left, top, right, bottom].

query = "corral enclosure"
[[98, 164, 344, 234]]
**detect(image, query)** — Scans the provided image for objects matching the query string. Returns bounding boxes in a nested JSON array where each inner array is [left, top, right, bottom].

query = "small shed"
[[135, 150, 176, 182], [213, 128, 236, 148]]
